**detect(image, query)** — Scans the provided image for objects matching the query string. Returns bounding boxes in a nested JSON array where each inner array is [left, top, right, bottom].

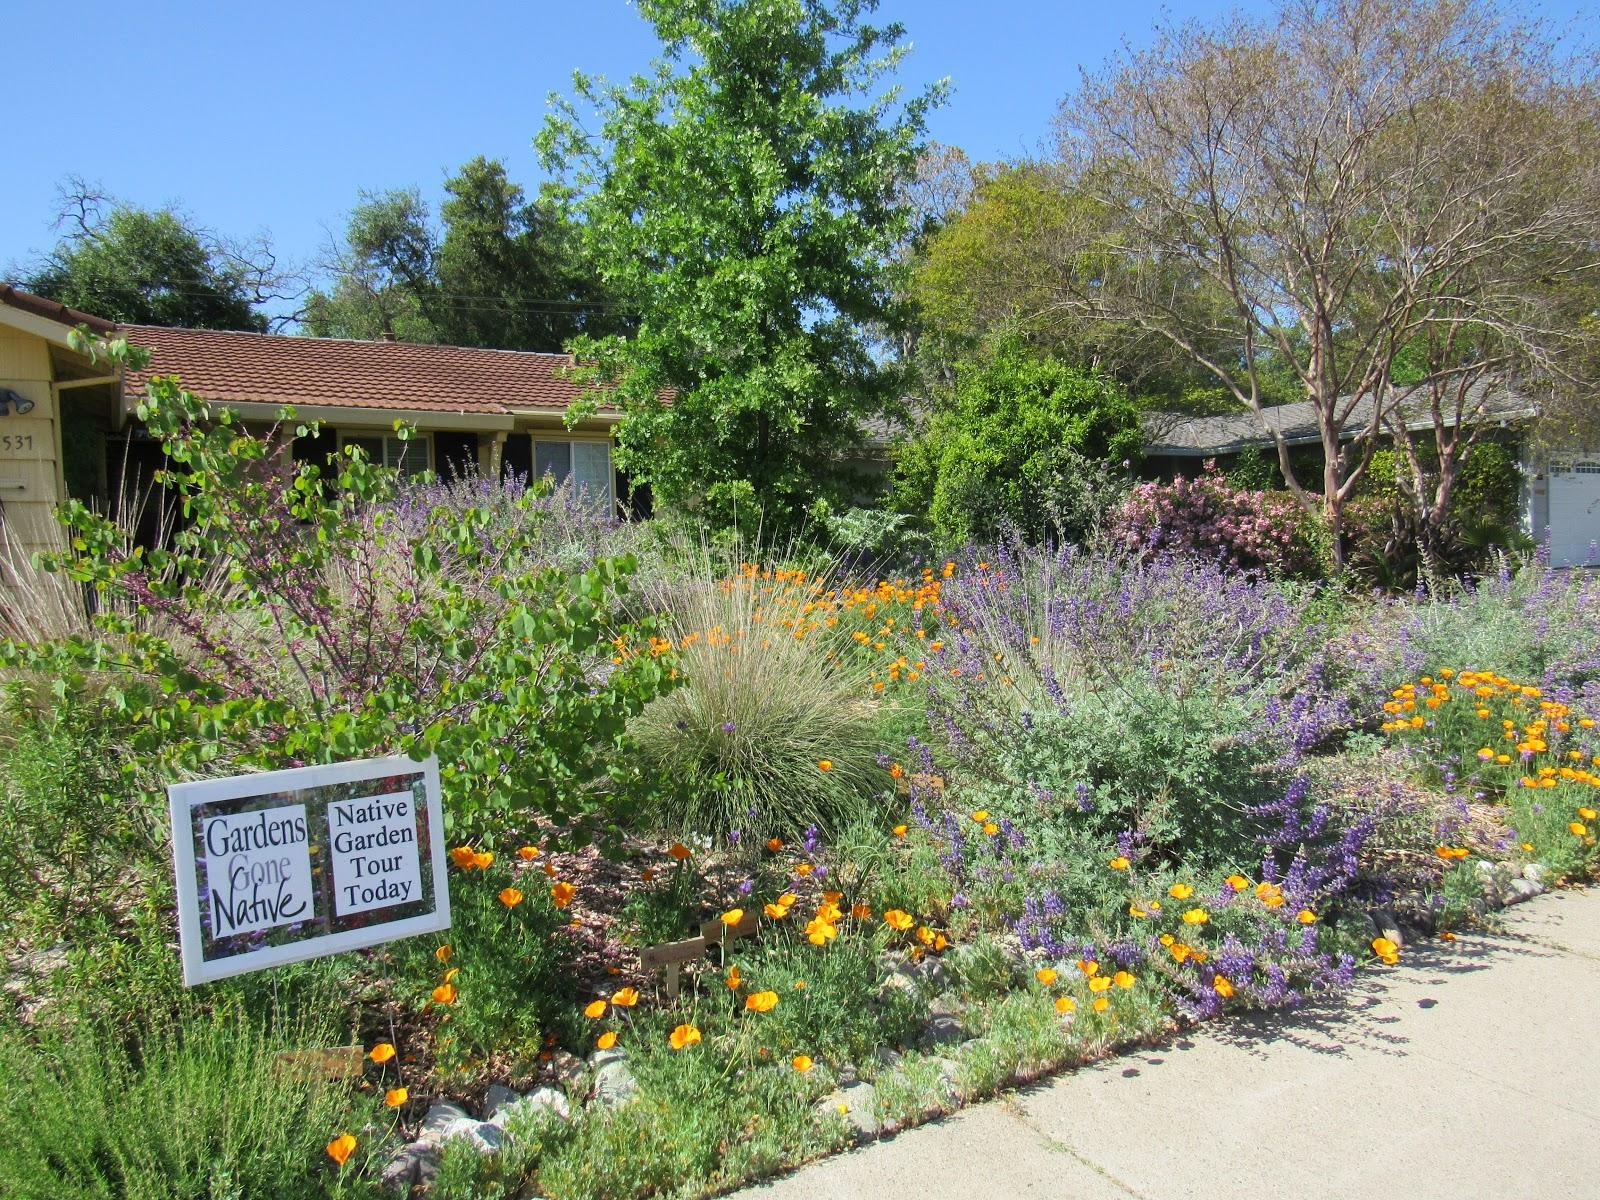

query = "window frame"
[[338, 431, 432, 479], [531, 436, 615, 509]]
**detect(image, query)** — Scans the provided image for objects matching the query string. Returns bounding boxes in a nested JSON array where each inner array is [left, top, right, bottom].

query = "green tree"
[[305, 160, 622, 350], [893, 342, 1143, 546], [538, 0, 943, 528], [21, 183, 272, 330], [303, 187, 439, 342], [434, 156, 623, 350], [908, 163, 1234, 406], [1055, 0, 1600, 565]]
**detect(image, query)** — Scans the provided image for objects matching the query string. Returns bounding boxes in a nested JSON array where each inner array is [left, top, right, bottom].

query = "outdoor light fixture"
[[0, 388, 35, 416]]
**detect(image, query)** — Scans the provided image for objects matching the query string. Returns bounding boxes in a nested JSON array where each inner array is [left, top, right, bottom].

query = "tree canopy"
[[305, 157, 621, 351], [20, 183, 278, 331], [538, 0, 943, 528], [1053, 0, 1600, 561]]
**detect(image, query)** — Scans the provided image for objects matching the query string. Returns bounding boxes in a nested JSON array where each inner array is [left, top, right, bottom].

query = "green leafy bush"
[[893, 343, 1142, 546], [0, 698, 163, 944]]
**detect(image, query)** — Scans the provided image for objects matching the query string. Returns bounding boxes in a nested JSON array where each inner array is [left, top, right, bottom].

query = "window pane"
[[572, 441, 612, 508], [387, 435, 430, 479], [534, 439, 573, 484]]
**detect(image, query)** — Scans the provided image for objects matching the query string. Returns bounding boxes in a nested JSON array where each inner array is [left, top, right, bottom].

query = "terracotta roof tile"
[[120, 325, 608, 415], [0, 284, 118, 335]]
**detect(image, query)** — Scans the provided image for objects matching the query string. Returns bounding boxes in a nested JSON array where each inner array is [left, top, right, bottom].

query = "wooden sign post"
[[638, 910, 762, 1000]]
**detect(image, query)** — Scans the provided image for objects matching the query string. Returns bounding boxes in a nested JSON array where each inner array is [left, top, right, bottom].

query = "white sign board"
[[169, 754, 450, 985]]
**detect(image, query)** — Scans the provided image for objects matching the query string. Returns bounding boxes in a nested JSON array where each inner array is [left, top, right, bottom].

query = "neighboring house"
[[1142, 385, 1600, 566], [0, 285, 625, 553]]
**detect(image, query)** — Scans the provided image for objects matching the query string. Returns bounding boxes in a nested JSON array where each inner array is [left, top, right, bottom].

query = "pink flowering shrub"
[[1112, 462, 1322, 577]]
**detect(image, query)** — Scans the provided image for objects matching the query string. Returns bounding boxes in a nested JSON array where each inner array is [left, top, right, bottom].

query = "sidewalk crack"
[[998, 1101, 1151, 1199]]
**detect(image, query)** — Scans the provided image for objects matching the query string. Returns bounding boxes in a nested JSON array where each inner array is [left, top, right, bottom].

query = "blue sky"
[[2, 0, 1588, 310]]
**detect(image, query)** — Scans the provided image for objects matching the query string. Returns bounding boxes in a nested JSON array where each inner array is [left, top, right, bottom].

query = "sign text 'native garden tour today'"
[[169, 754, 451, 985]]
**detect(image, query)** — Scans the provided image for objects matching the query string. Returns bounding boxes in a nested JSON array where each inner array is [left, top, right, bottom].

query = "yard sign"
[[169, 754, 450, 985]]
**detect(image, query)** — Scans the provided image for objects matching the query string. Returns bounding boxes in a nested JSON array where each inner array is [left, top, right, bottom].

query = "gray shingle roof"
[[1142, 382, 1533, 456]]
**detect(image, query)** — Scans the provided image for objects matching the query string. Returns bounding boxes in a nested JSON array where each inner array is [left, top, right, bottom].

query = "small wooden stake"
[[640, 934, 709, 1001], [275, 1044, 365, 1081]]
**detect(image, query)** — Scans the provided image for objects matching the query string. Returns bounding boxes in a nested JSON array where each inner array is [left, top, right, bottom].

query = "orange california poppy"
[[1077, 958, 1099, 976], [893, 824, 908, 837], [1168, 883, 1194, 900], [385, 1087, 408, 1108], [1055, 996, 1076, 1013], [883, 909, 914, 931], [584, 999, 608, 1019], [725, 966, 742, 990], [368, 1042, 396, 1064], [610, 987, 640, 1007], [326, 1134, 358, 1166], [1088, 975, 1113, 992], [745, 990, 781, 1012], [764, 902, 791, 919], [669, 842, 692, 860], [721, 908, 745, 926], [767, 837, 784, 852], [1035, 968, 1058, 985], [1108, 856, 1130, 870], [550, 881, 576, 908], [449, 846, 476, 869], [1113, 970, 1135, 989], [472, 850, 494, 870], [1092, 996, 1111, 1013], [1182, 908, 1210, 925], [792, 1054, 815, 1072], [517, 845, 542, 861], [1297, 909, 1317, 924], [541, 862, 559, 878], [435, 944, 452, 963], [1214, 974, 1235, 998], [431, 982, 457, 1005], [817, 759, 833, 771], [597, 1030, 618, 1050], [669, 1023, 702, 1049], [499, 887, 524, 909]]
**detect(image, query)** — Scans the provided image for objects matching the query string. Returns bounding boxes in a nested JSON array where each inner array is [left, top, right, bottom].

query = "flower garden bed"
[[1, 374, 1597, 1200]]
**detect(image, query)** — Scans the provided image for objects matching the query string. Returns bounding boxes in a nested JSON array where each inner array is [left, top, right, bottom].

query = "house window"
[[532, 438, 614, 507], [340, 433, 431, 479]]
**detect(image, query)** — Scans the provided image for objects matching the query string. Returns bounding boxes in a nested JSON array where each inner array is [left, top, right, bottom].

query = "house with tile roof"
[[0, 286, 626, 551]]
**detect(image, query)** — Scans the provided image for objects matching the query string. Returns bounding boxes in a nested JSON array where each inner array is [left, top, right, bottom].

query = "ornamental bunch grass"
[[628, 543, 896, 839]]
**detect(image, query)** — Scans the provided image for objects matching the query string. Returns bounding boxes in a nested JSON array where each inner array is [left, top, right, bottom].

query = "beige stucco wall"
[[0, 329, 65, 553]]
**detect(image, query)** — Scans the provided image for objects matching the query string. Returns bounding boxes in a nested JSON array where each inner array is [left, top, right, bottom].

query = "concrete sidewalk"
[[734, 888, 1600, 1200]]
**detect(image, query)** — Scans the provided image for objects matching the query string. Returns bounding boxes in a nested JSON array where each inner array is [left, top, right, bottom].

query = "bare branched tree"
[[1055, 0, 1600, 563]]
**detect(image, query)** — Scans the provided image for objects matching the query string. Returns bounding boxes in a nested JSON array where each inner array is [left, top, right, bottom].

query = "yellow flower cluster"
[[1382, 669, 1600, 841], [609, 561, 956, 694], [1034, 955, 1138, 1015]]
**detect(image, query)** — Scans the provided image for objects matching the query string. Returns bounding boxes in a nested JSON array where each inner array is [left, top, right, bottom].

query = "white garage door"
[[1548, 461, 1600, 566]]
